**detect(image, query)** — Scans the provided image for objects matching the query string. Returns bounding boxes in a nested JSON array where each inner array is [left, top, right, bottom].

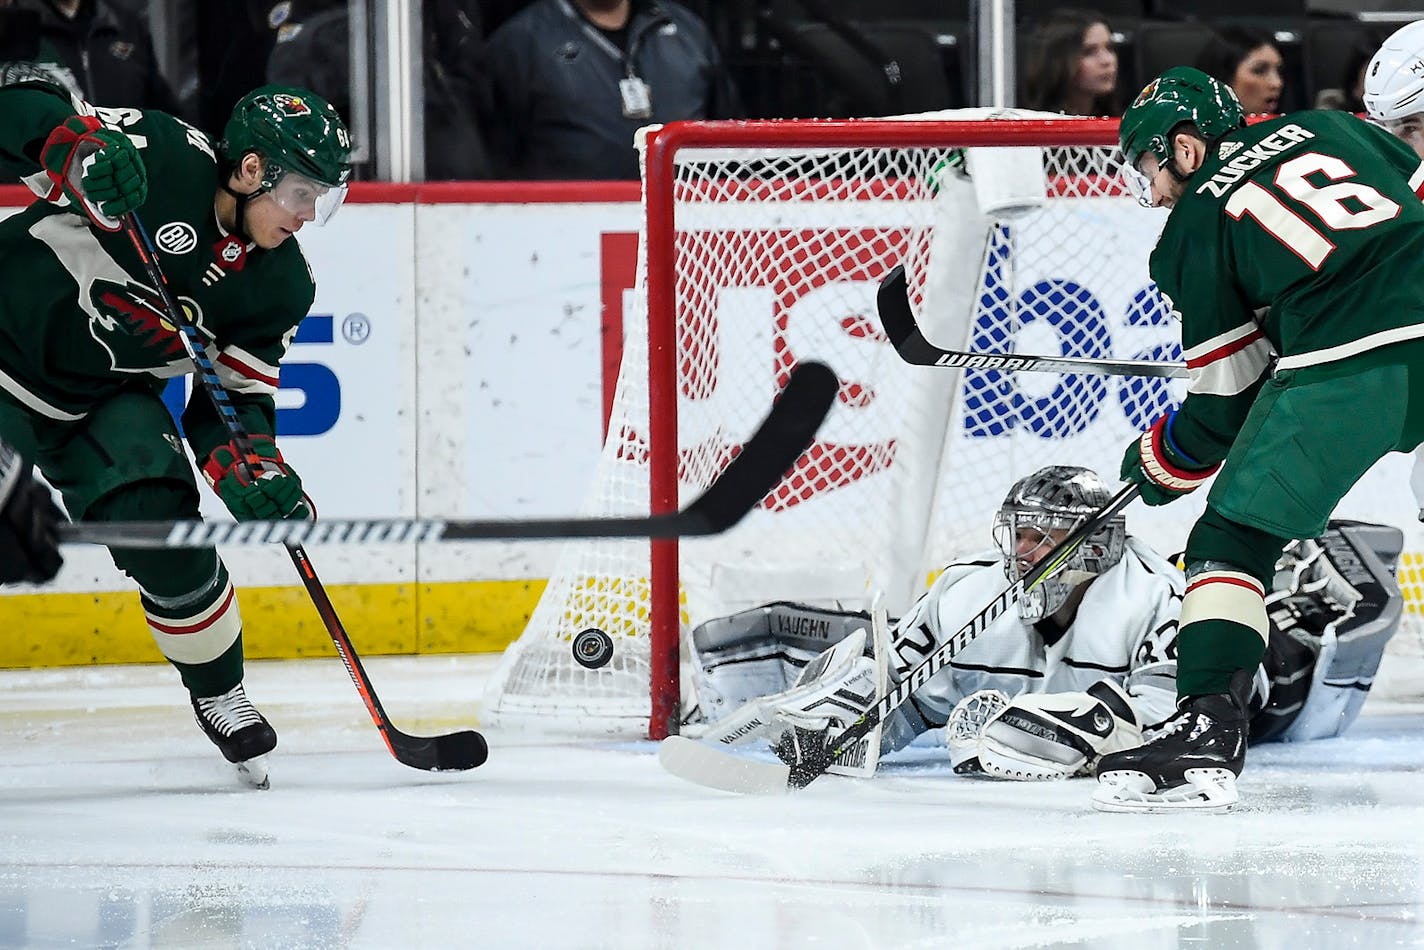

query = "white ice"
[[3, 654, 1424, 949]]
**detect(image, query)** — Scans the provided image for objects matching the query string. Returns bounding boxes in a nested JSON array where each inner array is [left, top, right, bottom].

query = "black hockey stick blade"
[[387, 725, 489, 772], [58, 361, 840, 547], [285, 542, 488, 772], [877, 264, 1187, 379]]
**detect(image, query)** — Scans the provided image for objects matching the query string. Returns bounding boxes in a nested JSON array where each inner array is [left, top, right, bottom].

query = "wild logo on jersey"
[[89, 278, 207, 376]]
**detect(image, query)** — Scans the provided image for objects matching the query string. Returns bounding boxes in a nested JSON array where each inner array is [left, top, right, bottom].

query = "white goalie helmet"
[[1364, 20, 1424, 123], [992, 466, 1127, 621]]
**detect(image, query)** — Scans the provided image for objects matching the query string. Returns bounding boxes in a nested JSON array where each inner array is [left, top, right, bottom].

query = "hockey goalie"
[[685, 466, 1404, 809]]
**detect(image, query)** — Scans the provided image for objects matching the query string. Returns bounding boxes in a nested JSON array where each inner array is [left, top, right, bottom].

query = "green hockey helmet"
[[220, 85, 352, 225], [1119, 66, 1245, 175]]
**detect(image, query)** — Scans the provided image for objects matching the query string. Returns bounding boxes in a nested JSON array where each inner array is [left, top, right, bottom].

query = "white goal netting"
[[482, 113, 1424, 736]]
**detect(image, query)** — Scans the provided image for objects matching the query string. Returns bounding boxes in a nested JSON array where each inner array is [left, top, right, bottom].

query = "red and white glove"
[[1121, 411, 1219, 507], [202, 434, 312, 522], [39, 114, 148, 231]]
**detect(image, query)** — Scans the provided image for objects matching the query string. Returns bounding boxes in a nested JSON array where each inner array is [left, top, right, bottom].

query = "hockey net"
[[482, 113, 1424, 737]]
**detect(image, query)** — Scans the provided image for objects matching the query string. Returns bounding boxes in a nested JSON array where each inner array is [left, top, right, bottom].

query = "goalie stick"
[[120, 213, 486, 773], [876, 264, 1187, 379], [56, 360, 838, 548], [661, 482, 1141, 793]]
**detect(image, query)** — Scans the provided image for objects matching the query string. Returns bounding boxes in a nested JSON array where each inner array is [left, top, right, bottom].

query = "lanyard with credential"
[[554, 0, 667, 118]]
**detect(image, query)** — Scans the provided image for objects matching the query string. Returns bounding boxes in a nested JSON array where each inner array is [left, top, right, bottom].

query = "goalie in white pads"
[[690, 466, 1182, 781], [688, 467, 1403, 798]]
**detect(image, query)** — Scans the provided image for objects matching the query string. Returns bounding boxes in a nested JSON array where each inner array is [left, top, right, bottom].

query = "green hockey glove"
[[202, 435, 312, 522], [40, 115, 148, 231], [1121, 411, 1219, 507]]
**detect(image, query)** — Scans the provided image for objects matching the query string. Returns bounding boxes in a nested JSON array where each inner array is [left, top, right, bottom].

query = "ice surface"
[[3, 654, 1423, 949]]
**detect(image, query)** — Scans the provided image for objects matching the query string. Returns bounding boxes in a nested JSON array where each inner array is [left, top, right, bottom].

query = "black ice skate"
[[1092, 669, 1252, 814], [192, 682, 277, 789]]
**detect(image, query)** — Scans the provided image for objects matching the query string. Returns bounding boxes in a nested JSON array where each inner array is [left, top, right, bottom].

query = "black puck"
[[572, 628, 615, 669]]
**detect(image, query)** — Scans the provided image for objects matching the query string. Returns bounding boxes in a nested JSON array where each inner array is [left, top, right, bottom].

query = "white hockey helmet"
[[992, 466, 1126, 621], [1364, 20, 1424, 122]]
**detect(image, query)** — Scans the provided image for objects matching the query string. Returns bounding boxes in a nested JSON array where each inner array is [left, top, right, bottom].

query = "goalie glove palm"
[[977, 679, 1142, 781]]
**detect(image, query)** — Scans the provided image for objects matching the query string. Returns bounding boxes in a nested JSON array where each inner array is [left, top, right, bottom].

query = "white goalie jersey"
[[879, 535, 1183, 754]]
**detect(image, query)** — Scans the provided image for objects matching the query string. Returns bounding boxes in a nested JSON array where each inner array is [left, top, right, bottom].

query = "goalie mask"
[[992, 466, 1126, 621]]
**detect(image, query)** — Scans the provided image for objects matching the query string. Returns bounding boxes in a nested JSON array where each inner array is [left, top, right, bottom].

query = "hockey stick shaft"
[[876, 264, 1187, 378], [787, 481, 1142, 788], [121, 212, 486, 772], [57, 361, 840, 547]]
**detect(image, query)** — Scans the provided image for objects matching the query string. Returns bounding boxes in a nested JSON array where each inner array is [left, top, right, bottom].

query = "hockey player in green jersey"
[[1090, 66, 1424, 813], [0, 79, 352, 787]]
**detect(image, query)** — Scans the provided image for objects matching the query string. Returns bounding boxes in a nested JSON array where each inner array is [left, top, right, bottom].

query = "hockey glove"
[[202, 435, 312, 522], [768, 624, 886, 779], [1121, 411, 1219, 507], [40, 115, 148, 231], [944, 689, 1010, 776], [976, 679, 1142, 781], [0, 441, 63, 584]]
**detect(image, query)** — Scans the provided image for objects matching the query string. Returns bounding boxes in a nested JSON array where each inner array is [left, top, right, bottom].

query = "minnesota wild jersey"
[[1152, 109, 1424, 462], [0, 81, 315, 458]]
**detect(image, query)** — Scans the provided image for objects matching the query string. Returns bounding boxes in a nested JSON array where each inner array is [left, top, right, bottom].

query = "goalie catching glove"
[[202, 434, 312, 521], [1122, 411, 1219, 507], [976, 679, 1142, 781], [40, 115, 148, 231]]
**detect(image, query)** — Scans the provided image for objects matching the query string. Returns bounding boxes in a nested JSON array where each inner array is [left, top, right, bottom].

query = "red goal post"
[[482, 114, 1424, 739], [642, 117, 1126, 739]]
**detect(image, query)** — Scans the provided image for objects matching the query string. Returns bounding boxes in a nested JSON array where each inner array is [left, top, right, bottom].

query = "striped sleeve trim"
[[216, 346, 280, 395], [1410, 159, 1424, 198], [1183, 323, 1273, 396]]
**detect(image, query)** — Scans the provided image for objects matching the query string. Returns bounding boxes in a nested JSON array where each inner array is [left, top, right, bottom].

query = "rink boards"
[[0, 183, 1420, 667]]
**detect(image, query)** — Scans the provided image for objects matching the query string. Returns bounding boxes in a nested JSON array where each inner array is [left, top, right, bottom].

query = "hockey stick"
[[661, 482, 1141, 793], [119, 212, 486, 773], [57, 360, 839, 548], [876, 264, 1187, 378]]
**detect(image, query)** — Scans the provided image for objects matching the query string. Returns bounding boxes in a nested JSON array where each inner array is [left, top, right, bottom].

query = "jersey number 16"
[[1224, 151, 1400, 270]]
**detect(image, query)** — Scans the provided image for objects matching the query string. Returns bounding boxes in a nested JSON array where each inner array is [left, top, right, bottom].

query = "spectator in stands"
[[1196, 26, 1283, 116], [1, 0, 179, 113], [476, 0, 740, 180], [1314, 42, 1372, 114], [1022, 8, 1121, 117], [259, 0, 491, 179]]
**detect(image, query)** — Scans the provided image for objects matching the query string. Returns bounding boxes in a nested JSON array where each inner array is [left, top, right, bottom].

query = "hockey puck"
[[572, 628, 615, 670]]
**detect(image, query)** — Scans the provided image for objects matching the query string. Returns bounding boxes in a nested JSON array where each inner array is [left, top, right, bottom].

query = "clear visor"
[[1378, 114, 1424, 135], [267, 170, 348, 226], [1377, 114, 1424, 155], [1122, 152, 1157, 208]]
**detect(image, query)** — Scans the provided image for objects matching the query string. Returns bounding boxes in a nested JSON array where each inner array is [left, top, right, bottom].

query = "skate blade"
[[1091, 767, 1237, 814], [235, 755, 271, 790]]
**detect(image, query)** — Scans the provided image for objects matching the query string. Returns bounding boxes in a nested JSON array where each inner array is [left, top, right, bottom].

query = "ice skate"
[[1092, 669, 1252, 814], [192, 682, 277, 789]]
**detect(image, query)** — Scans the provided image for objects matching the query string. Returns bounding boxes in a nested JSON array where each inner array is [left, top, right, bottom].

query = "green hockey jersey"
[[0, 81, 316, 460], [1150, 109, 1424, 463]]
